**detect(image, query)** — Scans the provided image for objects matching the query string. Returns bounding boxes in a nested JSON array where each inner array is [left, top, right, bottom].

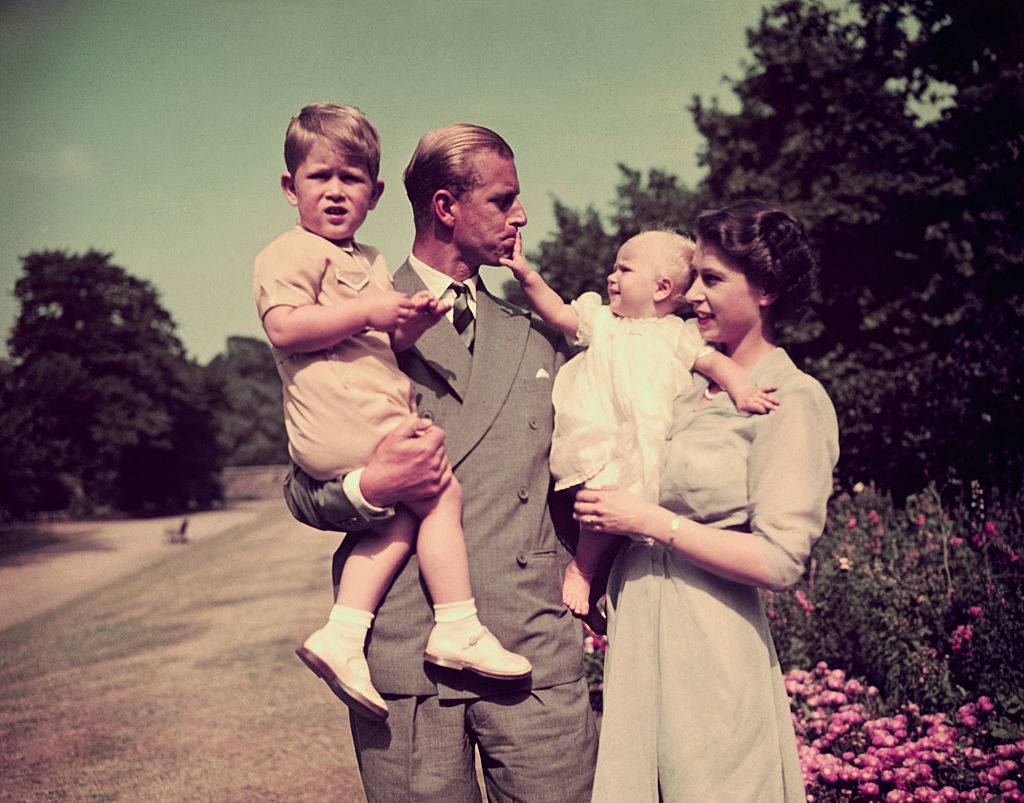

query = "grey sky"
[[1, 0, 765, 362]]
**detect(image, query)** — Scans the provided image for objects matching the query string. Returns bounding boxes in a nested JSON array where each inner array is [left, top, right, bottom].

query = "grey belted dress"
[[592, 348, 839, 803]]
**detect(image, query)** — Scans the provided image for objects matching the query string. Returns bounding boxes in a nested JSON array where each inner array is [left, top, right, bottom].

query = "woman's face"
[[686, 239, 770, 351]]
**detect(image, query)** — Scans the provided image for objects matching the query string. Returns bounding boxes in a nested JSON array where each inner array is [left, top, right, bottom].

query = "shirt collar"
[[406, 254, 479, 301]]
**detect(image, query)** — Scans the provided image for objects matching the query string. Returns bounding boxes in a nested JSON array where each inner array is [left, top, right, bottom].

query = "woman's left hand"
[[574, 486, 656, 538]]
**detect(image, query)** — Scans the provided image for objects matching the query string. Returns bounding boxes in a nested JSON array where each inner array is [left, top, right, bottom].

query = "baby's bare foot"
[[562, 561, 594, 616]]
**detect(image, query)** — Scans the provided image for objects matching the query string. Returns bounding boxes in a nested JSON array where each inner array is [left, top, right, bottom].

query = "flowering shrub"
[[765, 484, 1024, 722], [791, 662, 1023, 801]]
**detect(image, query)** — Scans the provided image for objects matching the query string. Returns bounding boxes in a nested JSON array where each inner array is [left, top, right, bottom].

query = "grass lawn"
[[0, 502, 368, 802]]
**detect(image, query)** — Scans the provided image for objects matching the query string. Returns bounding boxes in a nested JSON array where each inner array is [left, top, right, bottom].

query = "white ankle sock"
[[432, 599, 481, 635], [325, 605, 373, 644]]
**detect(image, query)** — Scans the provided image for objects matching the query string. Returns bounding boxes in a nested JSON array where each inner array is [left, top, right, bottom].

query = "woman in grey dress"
[[575, 201, 839, 802]]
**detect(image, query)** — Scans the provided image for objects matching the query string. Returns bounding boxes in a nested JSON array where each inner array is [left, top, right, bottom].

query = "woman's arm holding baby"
[[500, 232, 580, 337]]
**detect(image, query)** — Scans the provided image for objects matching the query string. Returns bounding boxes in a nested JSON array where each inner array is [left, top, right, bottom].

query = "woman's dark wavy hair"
[[694, 200, 817, 324]]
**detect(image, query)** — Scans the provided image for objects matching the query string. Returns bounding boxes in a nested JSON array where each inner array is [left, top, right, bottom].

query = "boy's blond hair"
[[284, 103, 381, 181], [403, 124, 514, 229]]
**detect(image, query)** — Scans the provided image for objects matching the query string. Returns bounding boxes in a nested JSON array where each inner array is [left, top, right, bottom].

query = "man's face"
[[449, 151, 527, 267]]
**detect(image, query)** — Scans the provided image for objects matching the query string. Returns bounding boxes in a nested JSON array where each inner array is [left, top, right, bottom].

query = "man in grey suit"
[[284, 124, 598, 802]]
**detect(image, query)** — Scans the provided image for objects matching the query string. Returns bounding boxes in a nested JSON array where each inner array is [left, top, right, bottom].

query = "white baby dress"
[[550, 292, 713, 503]]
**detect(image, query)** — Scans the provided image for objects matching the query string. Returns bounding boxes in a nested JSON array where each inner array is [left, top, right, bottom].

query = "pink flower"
[[869, 510, 881, 525], [847, 516, 858, 530], [967, 606, 983, 618]]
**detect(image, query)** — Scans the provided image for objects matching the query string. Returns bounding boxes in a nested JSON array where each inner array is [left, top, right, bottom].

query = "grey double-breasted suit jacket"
[[284, 260, 584, 699]]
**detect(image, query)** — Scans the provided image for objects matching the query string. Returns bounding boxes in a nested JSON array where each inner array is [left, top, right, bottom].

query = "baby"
[[253, 103, 530, 722], [502, 230, 778, 620]]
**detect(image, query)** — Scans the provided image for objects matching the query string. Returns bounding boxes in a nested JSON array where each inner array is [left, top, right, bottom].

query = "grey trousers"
[[350, 678, 597, 803]]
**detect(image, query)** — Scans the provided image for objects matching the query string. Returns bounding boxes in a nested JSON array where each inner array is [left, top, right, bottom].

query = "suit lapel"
[[444, 278, 530, 467], [393, 261, 472, 402]]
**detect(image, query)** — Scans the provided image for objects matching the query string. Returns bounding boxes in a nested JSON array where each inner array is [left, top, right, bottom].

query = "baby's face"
[[281, 139, 383, 245], [607, 235, 663, 318]]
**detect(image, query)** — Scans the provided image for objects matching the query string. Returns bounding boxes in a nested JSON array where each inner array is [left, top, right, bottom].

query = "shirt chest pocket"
[[333, 265, 370, 292]]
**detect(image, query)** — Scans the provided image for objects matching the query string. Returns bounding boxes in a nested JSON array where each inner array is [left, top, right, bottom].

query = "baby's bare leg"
[[563, 527, 616, 616]]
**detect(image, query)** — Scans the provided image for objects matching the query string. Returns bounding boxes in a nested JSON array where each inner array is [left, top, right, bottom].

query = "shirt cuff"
[[343, 468, 397, 522]]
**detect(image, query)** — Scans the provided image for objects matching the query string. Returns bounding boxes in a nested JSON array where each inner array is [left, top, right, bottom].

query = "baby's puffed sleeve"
[[570, 291, 606, 347], [253, 235, 324, 321], [678, 317, 715, 367], [747, 381, 839, 591]]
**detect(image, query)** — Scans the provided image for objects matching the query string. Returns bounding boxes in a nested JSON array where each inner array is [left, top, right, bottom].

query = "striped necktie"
[[450, 282, 475, 352]]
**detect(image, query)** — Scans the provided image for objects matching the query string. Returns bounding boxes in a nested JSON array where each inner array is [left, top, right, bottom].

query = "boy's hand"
[[498, 231, 535, 281], [366, 290, 416, 332], [733, 384, 781, 415], [390, 290, 451, 351]]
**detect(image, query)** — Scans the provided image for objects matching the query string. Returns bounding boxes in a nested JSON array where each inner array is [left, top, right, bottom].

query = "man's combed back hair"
[[694, 200, 817, 323], [403, 124, 514, 228], [284, 103, 381, 181]]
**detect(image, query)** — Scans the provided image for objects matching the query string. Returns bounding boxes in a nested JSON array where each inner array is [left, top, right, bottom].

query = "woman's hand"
[[574, 486, 658, 538]]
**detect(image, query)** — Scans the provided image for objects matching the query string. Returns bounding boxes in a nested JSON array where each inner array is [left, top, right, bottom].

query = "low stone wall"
[[221, 465, 290, 501]]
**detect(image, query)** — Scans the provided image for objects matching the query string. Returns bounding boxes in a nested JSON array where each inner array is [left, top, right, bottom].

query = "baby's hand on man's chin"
[[498, 231, 533, 279]]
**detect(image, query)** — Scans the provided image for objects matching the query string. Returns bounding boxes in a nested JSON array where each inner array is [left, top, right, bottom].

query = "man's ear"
[[280, 172, 298, 207], [759, 289, 779, 307], [653, 275, 674, 303], [368, 179, 385, 210], [432, 189, 457, 228]]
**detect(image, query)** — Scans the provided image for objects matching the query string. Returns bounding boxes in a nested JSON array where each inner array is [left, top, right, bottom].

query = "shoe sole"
[[423, 652, 532, 679], [295, 646, 388, 722]]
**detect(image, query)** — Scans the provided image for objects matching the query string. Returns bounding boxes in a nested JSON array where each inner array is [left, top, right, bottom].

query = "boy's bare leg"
[[410, 479, 532, 679], [563, 527, 615, 616], [297, 512, 416, 722]]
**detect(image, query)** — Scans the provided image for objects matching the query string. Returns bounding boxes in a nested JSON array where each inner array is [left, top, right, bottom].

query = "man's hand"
[[366, 290, 417, 332], [391, 290, 451, 351], [360, 415, 452, 507]]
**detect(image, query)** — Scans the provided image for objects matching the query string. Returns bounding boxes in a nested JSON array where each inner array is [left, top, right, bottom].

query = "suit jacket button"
[[517, 487, 529, 502], [528, 416, 539, 430], [516, 551, 528, 566], [421, 410, 434, 421]]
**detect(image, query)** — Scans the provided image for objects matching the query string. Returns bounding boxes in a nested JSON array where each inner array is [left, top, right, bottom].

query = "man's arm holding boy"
[[284, 416, 452, 532]]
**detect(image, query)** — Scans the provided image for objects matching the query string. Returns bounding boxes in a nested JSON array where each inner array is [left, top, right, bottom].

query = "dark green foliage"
[[1, 250, 222, 518], [205, 336, 288, 466], [526, 0, 1024, 501], [766, 484, 1024, 724]]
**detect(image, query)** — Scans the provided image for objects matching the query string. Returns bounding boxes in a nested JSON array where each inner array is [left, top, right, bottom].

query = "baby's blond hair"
[[633, 229, 695, 309], [283, 103, 381, 181]]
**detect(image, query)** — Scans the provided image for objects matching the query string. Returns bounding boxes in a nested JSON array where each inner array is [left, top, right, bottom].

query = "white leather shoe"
[[424, 625, 532, 679], [296, 627, 388, 722]]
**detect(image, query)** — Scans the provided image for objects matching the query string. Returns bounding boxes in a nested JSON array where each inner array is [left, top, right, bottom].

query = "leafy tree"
[[205, 336, 288, 466], [526, 0, 1024, 500], [2, 250, 222, 517]]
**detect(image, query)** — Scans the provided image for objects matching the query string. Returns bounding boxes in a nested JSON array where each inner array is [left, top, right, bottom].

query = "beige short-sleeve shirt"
[[253, 226, 414, 480]]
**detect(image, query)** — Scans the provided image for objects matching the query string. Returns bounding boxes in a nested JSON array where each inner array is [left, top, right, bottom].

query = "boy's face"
[[607, 235, 663, 318], [281, 140, 384, 244]]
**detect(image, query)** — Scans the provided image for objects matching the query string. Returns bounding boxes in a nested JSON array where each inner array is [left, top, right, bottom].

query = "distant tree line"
[[0, 251, 286, 520], [3, 0, 1020, 519], [506, 0, 1023, 501]]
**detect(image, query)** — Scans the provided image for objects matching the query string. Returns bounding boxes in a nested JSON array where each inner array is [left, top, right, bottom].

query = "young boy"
[[253, 103, 530, 722]]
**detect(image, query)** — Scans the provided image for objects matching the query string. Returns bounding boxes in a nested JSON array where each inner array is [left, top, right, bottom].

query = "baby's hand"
[[498, 231, 534, 281], [366, 290, 416, 332], [734, 384, 780, 415]]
